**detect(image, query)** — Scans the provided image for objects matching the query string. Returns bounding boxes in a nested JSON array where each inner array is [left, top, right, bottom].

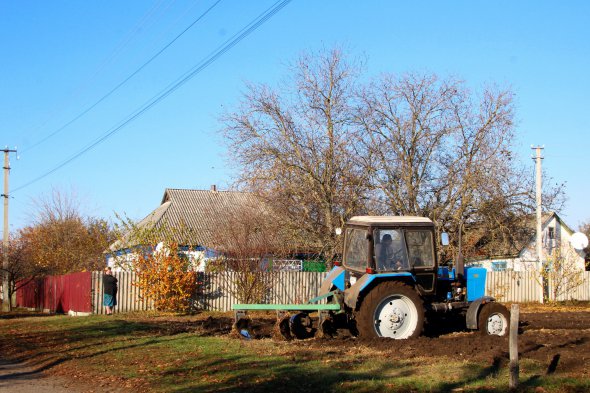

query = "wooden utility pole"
[[509, 304, 520, 389], [2, 147, 17, 311], [532, 145, 544, 303]]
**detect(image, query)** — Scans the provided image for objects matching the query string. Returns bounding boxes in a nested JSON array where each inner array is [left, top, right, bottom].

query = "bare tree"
[[356, 73, 564, 258], [221, 48, 370, 259], [222, 48, 566, 262], [532, 247, 585, 302], [208, 202, 295, 303], [357, 74, 516, 218]]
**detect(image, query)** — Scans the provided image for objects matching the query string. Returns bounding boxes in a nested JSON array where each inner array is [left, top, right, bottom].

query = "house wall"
[[469, 257, 535, 272], [470, 215, 586, 272], [106, 245, 209, 272]]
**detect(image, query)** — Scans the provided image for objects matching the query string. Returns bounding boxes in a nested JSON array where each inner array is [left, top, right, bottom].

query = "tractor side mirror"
[[441, 232, 449, 246]]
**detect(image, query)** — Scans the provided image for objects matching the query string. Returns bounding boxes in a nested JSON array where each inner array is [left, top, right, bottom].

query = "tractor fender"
[[344, 272, 415, 310], [466, 296, 496, 330], [319, 266, 346, 295]]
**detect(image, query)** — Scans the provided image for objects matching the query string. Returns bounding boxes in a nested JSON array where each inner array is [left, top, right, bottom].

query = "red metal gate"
[[16, 271, 92, 313]]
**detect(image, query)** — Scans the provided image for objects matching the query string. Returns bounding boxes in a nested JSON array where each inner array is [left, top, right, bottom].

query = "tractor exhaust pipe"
[[456, 223, 465, 280], [456, 249, 464, 279]]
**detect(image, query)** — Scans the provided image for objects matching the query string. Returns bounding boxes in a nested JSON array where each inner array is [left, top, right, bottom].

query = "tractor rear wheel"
[[356, 281, 424, 339], [478, 302, 510, 336]]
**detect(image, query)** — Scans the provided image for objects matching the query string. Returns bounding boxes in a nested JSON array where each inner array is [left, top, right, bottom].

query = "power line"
[[12, 0, 292, 194], [23, 0, 172, 144], [22, 0, 223, 153]]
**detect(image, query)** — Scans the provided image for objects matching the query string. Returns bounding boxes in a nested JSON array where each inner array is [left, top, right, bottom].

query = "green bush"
[[302, 260, 327, 272]]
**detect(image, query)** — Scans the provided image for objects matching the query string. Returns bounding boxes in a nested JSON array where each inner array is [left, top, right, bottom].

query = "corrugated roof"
[[111, 188, 263, 250]]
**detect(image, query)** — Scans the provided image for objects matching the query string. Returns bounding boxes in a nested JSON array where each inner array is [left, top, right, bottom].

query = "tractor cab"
[[341, 216, 439, 294]]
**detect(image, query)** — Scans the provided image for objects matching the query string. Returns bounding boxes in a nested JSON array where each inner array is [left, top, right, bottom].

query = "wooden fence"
[[485, 271, 590, 303], [193, 271, 327, 311], [78, 270, 590, 314], [485, 271, 543, 303], [91, 271, 153, 315]]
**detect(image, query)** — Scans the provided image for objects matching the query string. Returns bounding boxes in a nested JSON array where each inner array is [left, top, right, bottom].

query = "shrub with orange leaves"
[[133, 243, 198, 312]]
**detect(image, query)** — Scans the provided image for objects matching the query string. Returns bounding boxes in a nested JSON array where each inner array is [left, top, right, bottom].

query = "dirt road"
[[0, 357, 123, 393]]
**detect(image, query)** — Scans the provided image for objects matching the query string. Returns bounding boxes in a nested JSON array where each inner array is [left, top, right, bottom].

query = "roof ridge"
[[165, 188, 250, 193]]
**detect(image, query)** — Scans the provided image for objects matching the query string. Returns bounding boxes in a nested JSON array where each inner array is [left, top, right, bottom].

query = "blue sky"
[[1, 0, 589, 235]]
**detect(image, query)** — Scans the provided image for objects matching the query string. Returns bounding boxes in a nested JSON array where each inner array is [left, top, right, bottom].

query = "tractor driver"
[[377, 233, 409, 271], [378, 234, 396, 270]]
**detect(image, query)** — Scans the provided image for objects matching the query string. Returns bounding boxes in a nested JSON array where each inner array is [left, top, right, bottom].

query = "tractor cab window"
[[374, 229, 409, 271], [405, 230, 435, 268], [344, 227, 368, 271]]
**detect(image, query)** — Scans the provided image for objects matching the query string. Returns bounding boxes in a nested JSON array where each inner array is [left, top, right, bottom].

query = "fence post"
[[509, 303, 519, 389]]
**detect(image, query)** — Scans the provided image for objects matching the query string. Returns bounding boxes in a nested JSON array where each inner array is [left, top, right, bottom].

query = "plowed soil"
[[229, 308, 590, 377]]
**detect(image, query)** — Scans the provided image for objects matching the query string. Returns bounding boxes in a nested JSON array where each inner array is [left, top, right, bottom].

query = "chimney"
[[210, 184, 217, 192]]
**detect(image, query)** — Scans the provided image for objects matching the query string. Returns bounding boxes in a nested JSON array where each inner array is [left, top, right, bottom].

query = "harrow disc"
[[233, 316, 253, 339], [317, 316, 335, 338], [289, 313, 315, 339], [274, 313, 293, 340]]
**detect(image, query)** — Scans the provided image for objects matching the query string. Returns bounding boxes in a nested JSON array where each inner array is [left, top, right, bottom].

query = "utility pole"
[[2, 147, 17, 312], [531, 145, 544, 303]]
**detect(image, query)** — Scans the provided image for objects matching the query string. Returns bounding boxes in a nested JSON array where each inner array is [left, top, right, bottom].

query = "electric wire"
[[12, 0, 292, 194], [22, 0, 223, 153], [23, 0, 171, 144]]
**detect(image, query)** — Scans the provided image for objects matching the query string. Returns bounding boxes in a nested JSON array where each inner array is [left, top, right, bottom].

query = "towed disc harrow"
[[232, 292, 342, 340]]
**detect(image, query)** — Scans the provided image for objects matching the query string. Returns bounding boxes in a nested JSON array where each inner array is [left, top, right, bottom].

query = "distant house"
[[107, 187, 263, 271], [467, 212, 586, 272]]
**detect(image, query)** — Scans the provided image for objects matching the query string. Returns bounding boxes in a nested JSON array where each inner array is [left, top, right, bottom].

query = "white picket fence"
[[485, 271, 543, 303], [92, 270, 590, 314], [193, 271, 326, 311], [92, 271, 153, 315]]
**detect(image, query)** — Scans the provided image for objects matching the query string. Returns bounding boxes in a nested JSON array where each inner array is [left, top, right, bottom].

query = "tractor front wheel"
[[356, 281, 424, 339], [478, 302, 510, 336]]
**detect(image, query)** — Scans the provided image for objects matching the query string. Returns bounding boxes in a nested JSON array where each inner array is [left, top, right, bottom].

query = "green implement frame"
[[231, 303, 340, 311], [232, 291, 342, 339], [232, 291, 344, 339], [231, 290, 341, 312]]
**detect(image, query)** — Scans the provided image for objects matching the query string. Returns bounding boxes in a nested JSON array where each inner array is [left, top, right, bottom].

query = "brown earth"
[[1, 307, 588, 391], [229, 309, 590, 378]]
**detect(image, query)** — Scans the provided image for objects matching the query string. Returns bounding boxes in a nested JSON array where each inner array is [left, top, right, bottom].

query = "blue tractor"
[[233, 216, 510, 339]]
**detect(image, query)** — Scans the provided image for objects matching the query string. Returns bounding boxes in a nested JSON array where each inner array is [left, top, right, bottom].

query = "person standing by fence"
[[103, 267, 118, 315]]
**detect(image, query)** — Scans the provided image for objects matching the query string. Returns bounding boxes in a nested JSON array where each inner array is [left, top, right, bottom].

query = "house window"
[[544, 227, 557, 253], [491, 261, 507, 271], [548, 227, 555, 240]]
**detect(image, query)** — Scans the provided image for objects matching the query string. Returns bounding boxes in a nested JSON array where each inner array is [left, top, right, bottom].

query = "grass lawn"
[[0, 310, 588, 393]]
